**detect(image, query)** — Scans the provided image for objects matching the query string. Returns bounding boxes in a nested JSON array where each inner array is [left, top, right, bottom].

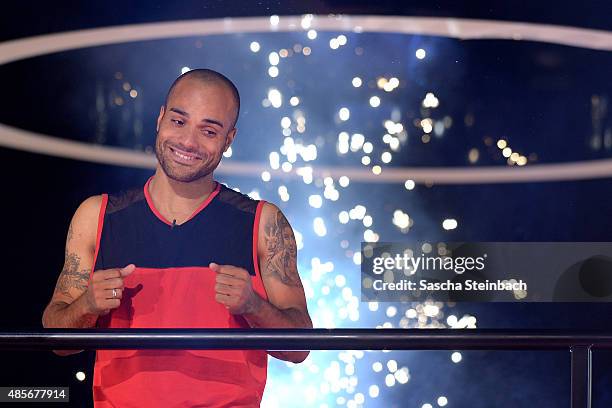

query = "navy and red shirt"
[[90, 176, 269, 407]]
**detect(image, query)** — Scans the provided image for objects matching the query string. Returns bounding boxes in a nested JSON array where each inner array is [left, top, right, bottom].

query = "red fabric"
[[92, 266, 269, 407], [91, 193, 269, 407], [89, 194, 108, 283], [251, 201, 266, 295]]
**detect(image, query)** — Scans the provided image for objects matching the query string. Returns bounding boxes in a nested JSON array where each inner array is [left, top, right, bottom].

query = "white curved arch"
[[1, 15, 611, 183], [3, 122, 612, 184]]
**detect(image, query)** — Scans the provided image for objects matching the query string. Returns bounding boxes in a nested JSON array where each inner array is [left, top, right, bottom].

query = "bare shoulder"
[[75, 195, 104, 221], [259, 202, 297, 262], [70, 195, 104, 249], [260, 201, 291, 227]]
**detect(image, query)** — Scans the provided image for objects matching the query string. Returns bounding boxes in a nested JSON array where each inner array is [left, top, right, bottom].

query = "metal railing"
[[2, 329, 611, 408]]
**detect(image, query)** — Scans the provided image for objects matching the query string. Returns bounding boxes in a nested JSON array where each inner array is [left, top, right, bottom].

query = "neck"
[[147, 167, 217, 219]]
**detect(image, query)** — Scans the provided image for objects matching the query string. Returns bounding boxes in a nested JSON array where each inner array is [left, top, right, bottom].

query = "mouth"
[[168, 145, 203, 162]]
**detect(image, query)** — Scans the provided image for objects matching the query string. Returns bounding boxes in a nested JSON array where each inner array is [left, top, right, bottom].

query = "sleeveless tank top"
[[90, 176, 269, 407]]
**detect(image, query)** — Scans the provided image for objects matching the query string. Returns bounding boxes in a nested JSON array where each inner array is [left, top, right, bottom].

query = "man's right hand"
[[83, 264, 136, 316], [42, 196, 135, 357]]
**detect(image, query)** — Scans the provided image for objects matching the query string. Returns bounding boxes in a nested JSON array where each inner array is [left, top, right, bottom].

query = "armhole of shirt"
[[90, 194, 108, 283], [252, 199, 269, 302]]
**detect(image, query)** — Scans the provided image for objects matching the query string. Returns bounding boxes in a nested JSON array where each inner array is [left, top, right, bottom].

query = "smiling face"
[[155, 77, 237, 183]]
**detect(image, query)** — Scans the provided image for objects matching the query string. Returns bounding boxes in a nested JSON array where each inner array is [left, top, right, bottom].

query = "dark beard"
[[155, 138, 217, 183]]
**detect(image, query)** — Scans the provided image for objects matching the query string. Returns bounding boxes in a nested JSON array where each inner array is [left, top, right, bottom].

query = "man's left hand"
[[210, 262, 262, 315]]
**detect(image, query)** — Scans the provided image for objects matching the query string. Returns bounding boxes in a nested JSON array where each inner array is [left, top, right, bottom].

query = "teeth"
[[171, 148, 198, 160], [176, 151, 193, 160]]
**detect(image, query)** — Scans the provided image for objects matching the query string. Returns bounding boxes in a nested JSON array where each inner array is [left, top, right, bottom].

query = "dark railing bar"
[[1, 329, 611, 351], [571, 345, 592, 408], [0, 329, 603, 408]]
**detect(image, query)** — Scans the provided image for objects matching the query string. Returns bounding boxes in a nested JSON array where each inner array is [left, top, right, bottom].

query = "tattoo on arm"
[[54, 222, 90, 301], [263, 210, 303, 288], [66, 221, 74, 243]]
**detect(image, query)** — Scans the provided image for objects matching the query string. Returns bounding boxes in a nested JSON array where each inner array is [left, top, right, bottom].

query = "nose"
[[177, 126, 200, 152]]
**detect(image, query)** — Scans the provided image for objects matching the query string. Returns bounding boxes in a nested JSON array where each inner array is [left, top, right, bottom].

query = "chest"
[[96, 200, 258, 276]]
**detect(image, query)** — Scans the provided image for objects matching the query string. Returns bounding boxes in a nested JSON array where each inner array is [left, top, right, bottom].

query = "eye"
[[202, 129, 217, 137], [171, 119, 184, 126]]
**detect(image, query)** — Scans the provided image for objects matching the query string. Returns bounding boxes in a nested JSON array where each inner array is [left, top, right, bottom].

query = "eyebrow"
[[169, 107, 224, 129]]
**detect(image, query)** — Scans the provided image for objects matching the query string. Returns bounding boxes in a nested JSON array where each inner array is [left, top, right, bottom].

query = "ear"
[[224, 127, 237, 152], [156, 106, 165, 132]]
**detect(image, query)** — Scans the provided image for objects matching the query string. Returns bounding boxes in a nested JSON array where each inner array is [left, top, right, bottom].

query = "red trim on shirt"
[[143, 176, 221, 226], [90, 194, 108, 282], [252, 200, 268, 301]]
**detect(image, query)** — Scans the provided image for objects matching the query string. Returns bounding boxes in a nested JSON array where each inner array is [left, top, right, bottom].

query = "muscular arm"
[[42, 196, 102, 355], [242, 202, 313, 363]]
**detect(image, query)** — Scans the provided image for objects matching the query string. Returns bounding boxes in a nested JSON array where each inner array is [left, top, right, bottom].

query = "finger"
[[119, 264, 136, 277], [210, 262, 241, 274], [108, 299, 121, 309], [215, 273, 246, 285], [100, 278, 124, 289], [215, 282, 234, 295], [105, 288, 122, 299], [94, 265, 135, 281], [211, 263, 249, 279], [215, 293, 231, 305], [92, 269, 121, 281]]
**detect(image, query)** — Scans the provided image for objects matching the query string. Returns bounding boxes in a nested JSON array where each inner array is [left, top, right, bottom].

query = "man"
[[42, 69, 313, 407]]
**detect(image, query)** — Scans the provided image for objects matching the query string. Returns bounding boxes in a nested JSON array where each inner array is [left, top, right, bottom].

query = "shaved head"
[[165, 68, 240, 128]]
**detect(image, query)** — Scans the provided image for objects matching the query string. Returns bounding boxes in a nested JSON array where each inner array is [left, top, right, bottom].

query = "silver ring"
[[112, 288, 117, 299]]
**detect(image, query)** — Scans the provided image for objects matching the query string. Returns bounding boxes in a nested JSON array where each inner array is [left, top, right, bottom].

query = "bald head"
[[164, 69, 240, 128]]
